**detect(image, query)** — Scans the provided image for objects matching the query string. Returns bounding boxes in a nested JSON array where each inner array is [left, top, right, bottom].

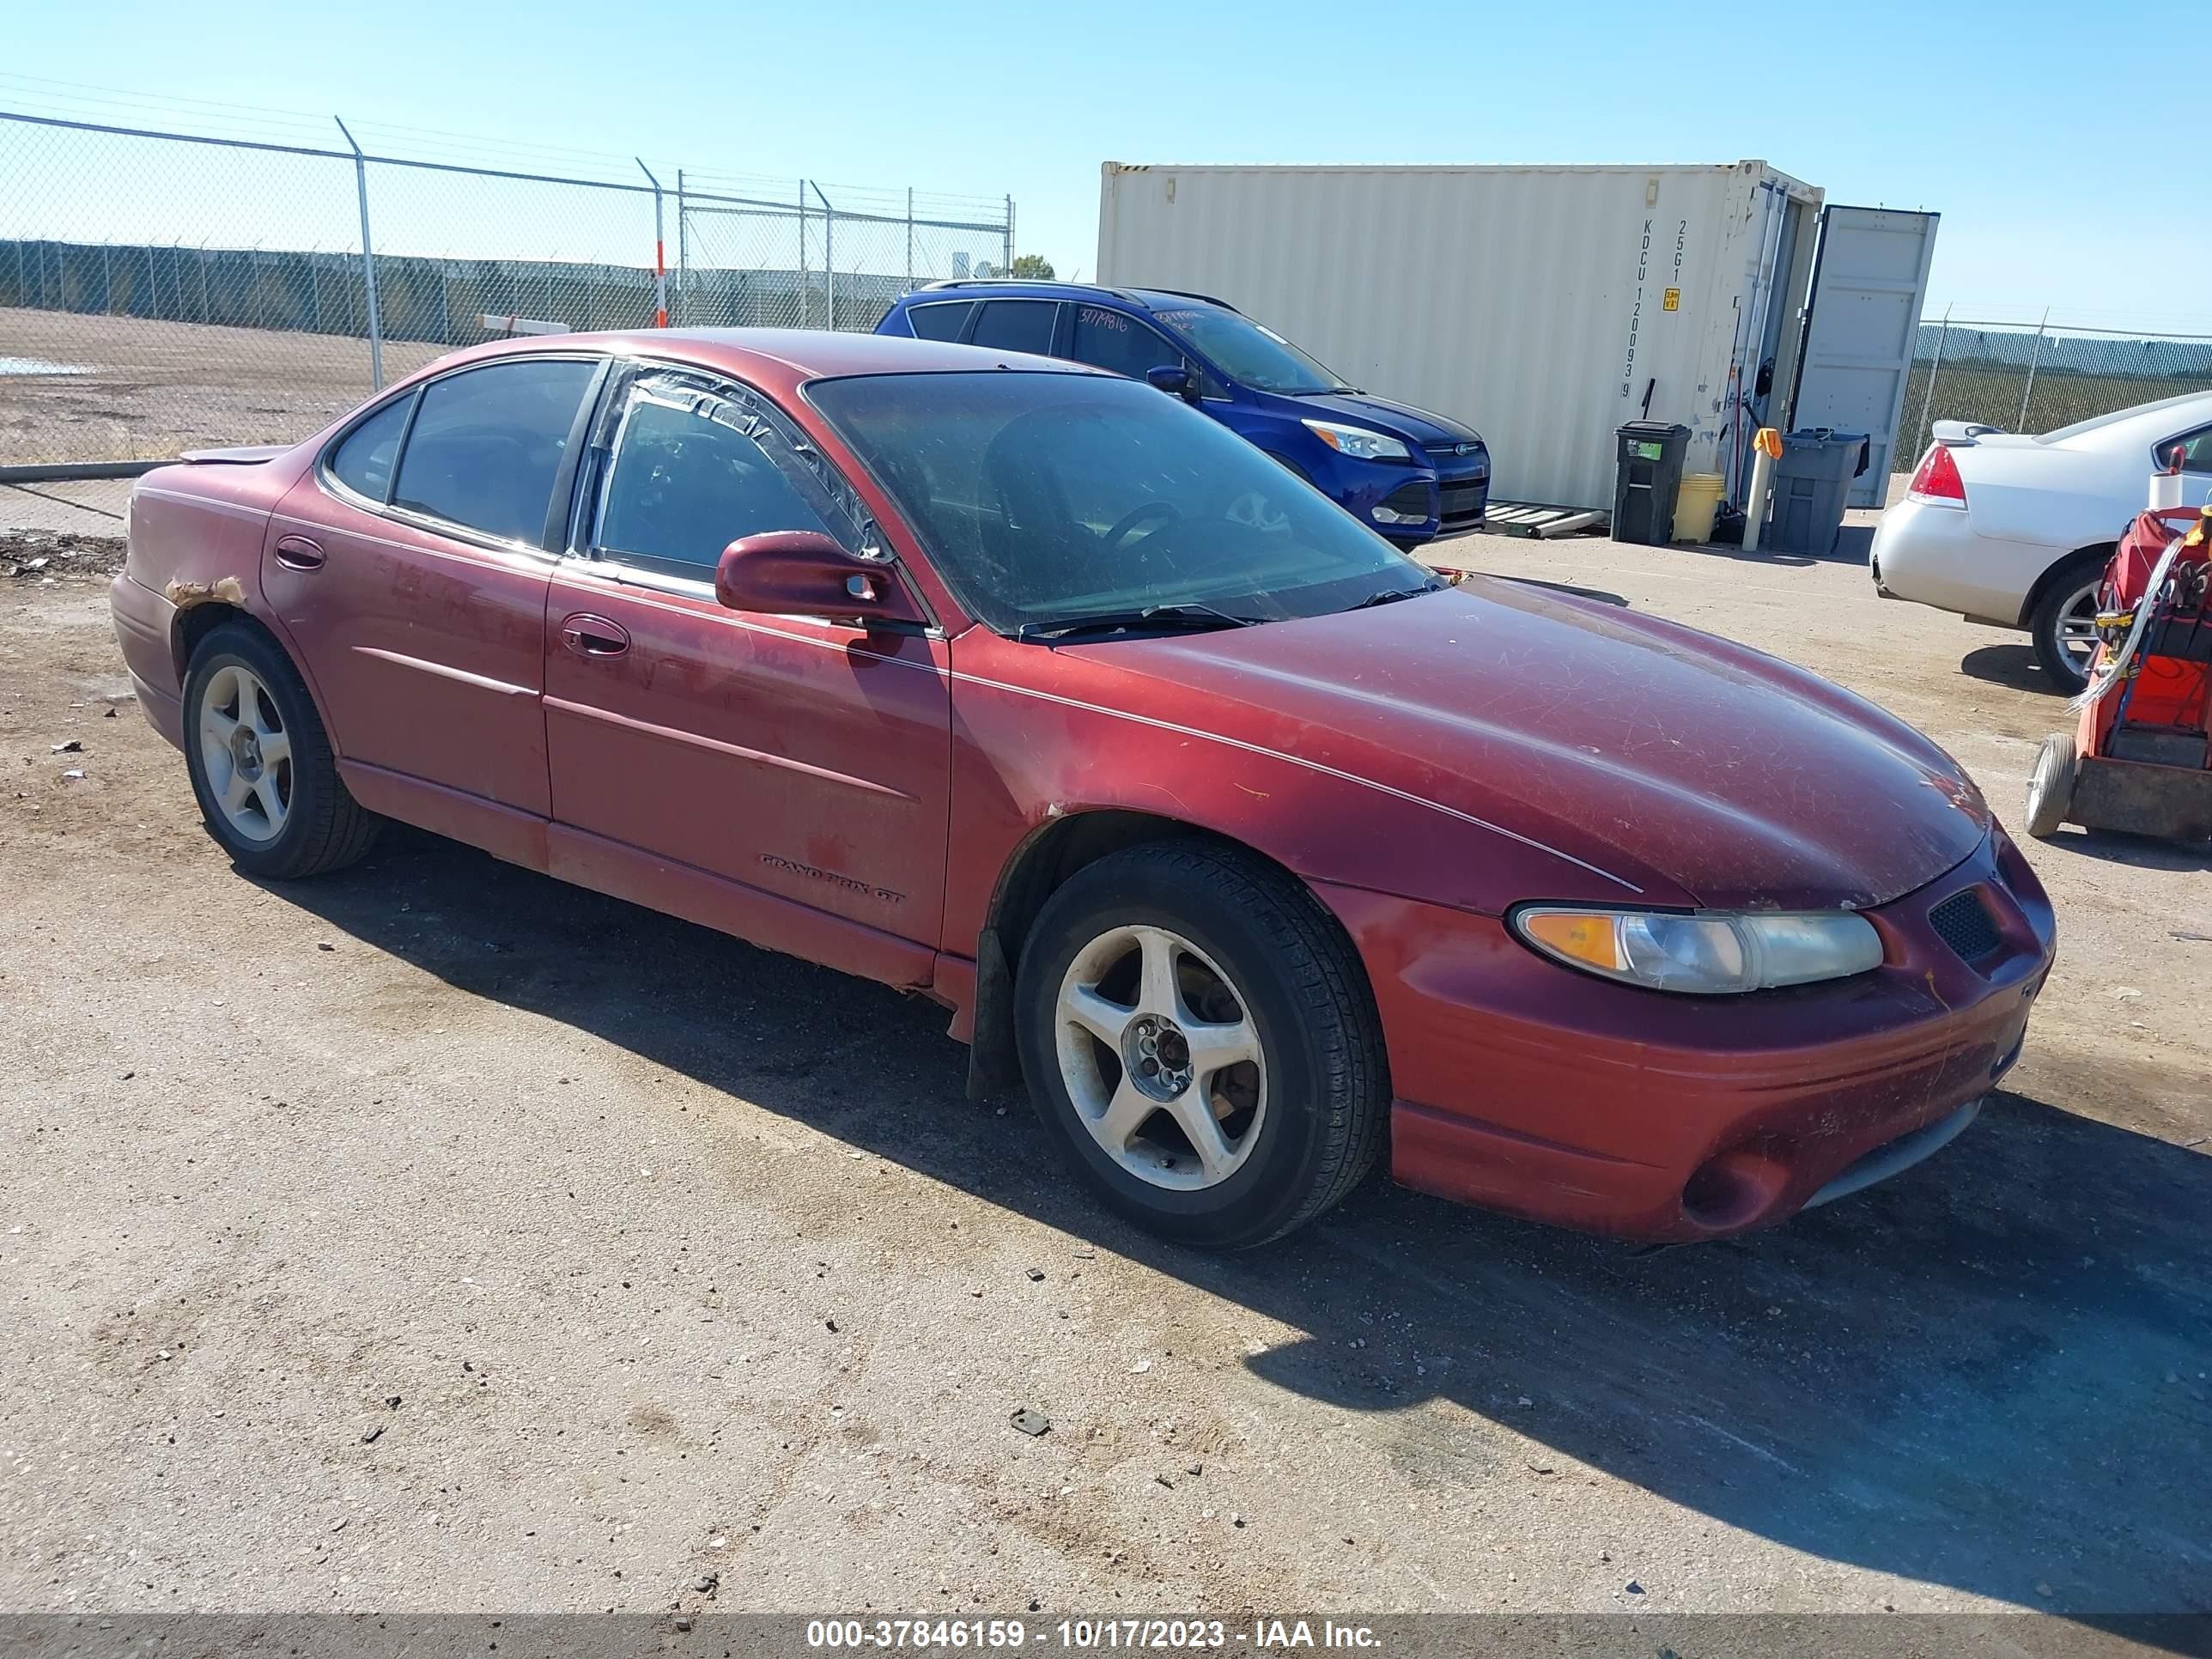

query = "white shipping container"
[[1097, 161, 1825, 514]]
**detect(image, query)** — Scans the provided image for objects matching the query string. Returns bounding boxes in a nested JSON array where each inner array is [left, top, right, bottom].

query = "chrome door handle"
[[274, 534, 325, 571], [560, 614, 630, 657]]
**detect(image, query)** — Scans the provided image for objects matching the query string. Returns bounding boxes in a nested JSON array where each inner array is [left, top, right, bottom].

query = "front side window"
[[391, 358, 599, 545], [811, 370, 1420, 633], [1069, 306, 1184, 382], [969, 300, 1059, 356], [903, 301, 975, 342], [590, 371, 842, 578], [328, 392, 414, 504], [1146, 302, 1346, 395]]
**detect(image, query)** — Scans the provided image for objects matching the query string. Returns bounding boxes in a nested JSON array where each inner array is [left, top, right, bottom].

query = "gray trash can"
[[1768, 428, 1869, 556], [1613, 422, 1690, 546]]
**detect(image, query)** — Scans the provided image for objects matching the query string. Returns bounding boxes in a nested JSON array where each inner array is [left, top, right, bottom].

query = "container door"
[[1790, 206, 1940, 506]]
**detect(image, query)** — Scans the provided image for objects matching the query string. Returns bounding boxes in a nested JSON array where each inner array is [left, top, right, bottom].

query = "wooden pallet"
[[1480, 501, 1609, 539]]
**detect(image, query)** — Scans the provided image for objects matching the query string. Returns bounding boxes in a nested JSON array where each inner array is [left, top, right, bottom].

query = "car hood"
[[1078, 581, 1989, 913], [1287, 391, 1486, 457]]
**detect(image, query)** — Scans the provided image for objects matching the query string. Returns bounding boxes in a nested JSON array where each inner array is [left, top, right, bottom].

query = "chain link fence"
[[1897, 317, 2212, 462], [0, 108, 1013, 464]]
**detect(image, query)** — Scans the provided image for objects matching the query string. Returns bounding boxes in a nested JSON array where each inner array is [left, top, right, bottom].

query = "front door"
[[263, 354, 605, 817], [542, 366, 951, 966]]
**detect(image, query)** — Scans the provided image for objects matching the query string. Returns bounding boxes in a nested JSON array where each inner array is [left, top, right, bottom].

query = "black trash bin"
[[1613, 422, 1690, 546]]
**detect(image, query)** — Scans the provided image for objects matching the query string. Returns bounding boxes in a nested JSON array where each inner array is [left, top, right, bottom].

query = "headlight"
[[1510, 906, 1884, 994], [1302, 419, 1410, 462]]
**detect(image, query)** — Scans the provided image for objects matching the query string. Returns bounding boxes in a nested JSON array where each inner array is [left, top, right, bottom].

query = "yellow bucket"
[[1672, 471, 1725, 544]]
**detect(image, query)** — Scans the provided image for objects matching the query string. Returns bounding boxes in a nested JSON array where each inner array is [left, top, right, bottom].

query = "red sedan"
[[110, 330, 2056, 1249]]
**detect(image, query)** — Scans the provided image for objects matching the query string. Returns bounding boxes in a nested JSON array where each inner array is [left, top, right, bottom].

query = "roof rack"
[[913, 277, 1242, 314]]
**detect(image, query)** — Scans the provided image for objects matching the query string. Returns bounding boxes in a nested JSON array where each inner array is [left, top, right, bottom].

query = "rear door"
[[264, 354, 605, 817], [1790, 206, 1940, 505]]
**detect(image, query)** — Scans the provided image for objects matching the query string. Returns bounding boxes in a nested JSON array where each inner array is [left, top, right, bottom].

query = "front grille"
[[1379, 481, 1431, 517], [1929, 888, 2002, 963]]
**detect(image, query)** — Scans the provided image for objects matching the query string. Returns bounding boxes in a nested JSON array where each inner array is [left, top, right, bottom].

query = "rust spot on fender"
[[163, 575, 246, 608]]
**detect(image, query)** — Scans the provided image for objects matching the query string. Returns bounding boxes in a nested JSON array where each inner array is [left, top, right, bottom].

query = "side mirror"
[[1146, 364, 1199, 403], [714, 530, 922, 628]]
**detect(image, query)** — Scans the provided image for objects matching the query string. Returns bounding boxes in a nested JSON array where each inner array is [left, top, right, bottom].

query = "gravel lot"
[[1, 517, 2207, 1627]]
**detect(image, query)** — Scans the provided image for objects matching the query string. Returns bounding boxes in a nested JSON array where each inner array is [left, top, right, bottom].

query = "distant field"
[[0, 307, 447, 465], [1898, 364, 2209, 455]]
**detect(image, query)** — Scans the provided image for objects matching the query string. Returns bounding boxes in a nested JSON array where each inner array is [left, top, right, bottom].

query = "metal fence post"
[[905, 187, 914, 288], [1917, 306, 1950, 455], [637, 159, 667, 327], [1004, 195, 1014, 277], [2018, 307, 2051, 430], [676, 169, 689, 325], [334, 117, 384, 390], [797, 180, 808, 327], [811, 181, 834, 331]]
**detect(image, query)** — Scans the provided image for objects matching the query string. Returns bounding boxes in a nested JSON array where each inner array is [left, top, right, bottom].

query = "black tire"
[[181, 620, 381, 879], [1013, 841, 1388, 1249], [2023, 731, 2078, 841], [2029, 560, 2103, 694]]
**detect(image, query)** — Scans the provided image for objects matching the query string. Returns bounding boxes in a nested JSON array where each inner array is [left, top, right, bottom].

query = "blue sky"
[[6, 0, 2207, 333]]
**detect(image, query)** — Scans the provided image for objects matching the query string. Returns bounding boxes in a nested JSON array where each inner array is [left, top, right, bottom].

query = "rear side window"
[[970, 300, 1058, 356], [904, 301, 975, 342], [2156, 425, 2212, 474], [1069, 306, 1182, 382], [328, 394, 413, 503], [392, 358, 599, 545]]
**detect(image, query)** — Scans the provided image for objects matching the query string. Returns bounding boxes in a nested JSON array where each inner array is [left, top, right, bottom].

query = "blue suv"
[[876, 282, 1490, 546]]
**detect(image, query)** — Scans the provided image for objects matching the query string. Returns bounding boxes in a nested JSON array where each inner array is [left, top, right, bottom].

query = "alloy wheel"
[[1052, 923, 1267, 1191], [197, 663, 292, 843]]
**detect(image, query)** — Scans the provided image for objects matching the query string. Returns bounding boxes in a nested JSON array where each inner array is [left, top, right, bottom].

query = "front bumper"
[[1317, 826, 2055, 1241], [1339, 460, 1489, 543]]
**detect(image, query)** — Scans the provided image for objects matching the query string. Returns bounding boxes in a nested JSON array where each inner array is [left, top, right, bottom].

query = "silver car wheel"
[[2056, 579, 2101, 674], [197, 662, 293, 843], [1053, 923, 1267, 1192]]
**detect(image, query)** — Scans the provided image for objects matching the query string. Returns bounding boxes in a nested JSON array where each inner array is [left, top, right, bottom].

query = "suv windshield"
[[1143, 303, 1346, 395], [809, 371, 1424, 635]]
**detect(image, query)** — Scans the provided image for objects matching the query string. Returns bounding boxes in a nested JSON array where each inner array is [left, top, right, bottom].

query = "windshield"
[[1144, 303, 1345, 394], [809, 371, 1423, 635]]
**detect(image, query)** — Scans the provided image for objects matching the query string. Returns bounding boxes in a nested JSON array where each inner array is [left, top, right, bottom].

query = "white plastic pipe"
[[1743, 430, 1781, 554]]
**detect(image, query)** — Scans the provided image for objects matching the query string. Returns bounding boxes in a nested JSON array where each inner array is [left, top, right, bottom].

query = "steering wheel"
[[1101, 501, 1181, 550]]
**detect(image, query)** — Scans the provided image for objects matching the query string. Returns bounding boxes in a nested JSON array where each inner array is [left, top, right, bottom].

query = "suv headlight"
[[1302, 418, 1410, 462], [1510, 906, 1884, 994]]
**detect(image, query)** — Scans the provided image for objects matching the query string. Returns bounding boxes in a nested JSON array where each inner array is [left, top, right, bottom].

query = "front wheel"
[[182, 621, 381, 879], [1013, 842, 1388, 1249]]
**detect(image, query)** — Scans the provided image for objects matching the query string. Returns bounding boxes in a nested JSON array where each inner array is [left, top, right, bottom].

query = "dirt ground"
[[0, 308, 449, 465], [1, 515, 2207, 1628]]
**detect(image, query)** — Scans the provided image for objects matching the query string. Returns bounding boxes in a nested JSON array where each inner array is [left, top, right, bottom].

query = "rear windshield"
[[809, 370, 1419, 633]]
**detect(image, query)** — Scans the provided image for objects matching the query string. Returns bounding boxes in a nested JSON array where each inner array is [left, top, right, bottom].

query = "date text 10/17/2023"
[[805, 1618, 1384, 1650]]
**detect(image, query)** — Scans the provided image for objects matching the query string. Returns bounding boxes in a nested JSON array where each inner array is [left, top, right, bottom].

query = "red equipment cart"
[[2025, 504, 2212, 842]]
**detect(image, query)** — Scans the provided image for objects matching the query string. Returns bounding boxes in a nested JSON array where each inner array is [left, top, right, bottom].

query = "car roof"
[[415, 326, 1103, 386], [2043, 386, 2212, 446]]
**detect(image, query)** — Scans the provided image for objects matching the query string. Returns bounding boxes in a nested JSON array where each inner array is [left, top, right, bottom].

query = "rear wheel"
[[1013, 842, 1387, 1249], [2029, 563, 2103, 693], [2023, 731, 2079, 840], [183, 622, 381, 879]]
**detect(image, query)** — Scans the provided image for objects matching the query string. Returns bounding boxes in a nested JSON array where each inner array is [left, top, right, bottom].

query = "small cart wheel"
[[2024, 731, 2079, 841]]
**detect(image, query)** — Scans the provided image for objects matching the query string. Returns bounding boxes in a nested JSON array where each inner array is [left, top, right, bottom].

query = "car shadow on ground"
[[262, 828, 2212, 1620], [1960, 643, 2067, 696]]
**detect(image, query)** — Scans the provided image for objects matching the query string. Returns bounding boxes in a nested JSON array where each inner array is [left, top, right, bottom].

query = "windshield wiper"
[[1015, 603, 1261, 643], [1348, 580, 1445, 611], [1285, 385, 1365, 397]]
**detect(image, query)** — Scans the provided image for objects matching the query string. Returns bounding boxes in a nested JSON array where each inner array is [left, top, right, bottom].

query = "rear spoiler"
[[179, 445, 289, 465], [1931, 419, 2002, 446]]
